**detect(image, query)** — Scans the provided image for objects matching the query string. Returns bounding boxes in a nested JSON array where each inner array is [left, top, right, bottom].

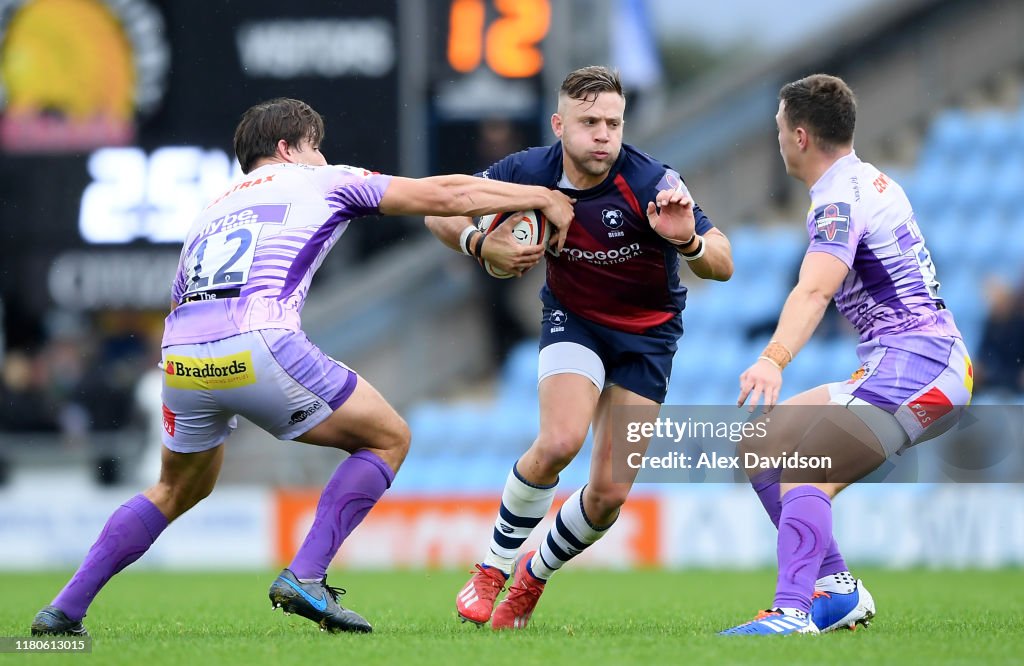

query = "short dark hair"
[[233, 98, 325, 174], [779, 74, 856, 151], [559, 66, 624, 103]]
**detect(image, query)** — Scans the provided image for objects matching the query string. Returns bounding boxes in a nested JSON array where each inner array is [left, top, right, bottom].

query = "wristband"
[[680, 236, 705, 261], [458, 226, 477, 256], [470, 230, 486, 261]]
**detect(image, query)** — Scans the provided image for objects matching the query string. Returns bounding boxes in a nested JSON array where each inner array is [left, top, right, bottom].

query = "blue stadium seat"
[[725, 227, 763, 270], [756, 227, 806, 275], [989, 155, 1024, 213], [672, 335, 752, 405], [442, 405, 486, 454], [497, 339, 540, 403], [392, 452, 451, 491], [921, 110, 973, 163], [1011, 108, 1024, 152], [926, 216, 961, 269], [938, 269, 983, 347], [949, 155, 993, 212], [909, 157, 948, 221], [960, 211, 1002, 266], [973, 111, 1014, 159], [682, 286, 724, 331], [405, 402, 454, 455], [486, 400, 539, 454], [992, 213, 1024, 280], [781, 339, 857, 397]]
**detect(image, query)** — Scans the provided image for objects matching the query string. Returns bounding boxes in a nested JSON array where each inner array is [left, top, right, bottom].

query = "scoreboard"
[[0, 0, 557, 341], [427, 0, 553, 174], [0, 0, 401, 331]]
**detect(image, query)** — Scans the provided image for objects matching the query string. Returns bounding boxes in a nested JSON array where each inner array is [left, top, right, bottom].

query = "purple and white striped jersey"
[[805, 151, 961, 343], [162, 162, 392, 346]]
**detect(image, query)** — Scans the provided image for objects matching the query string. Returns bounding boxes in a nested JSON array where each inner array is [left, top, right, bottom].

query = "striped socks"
[[530, 486, 610, 581], [482, 464, 557, 575]]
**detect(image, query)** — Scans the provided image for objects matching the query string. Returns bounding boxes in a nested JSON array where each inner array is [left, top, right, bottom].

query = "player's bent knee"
[[150, 479, 214, 520], [376, 413, 411, 453], [532, 431, 586, 472], [587, 485, 629, 516], [384, 416, 412, 462]]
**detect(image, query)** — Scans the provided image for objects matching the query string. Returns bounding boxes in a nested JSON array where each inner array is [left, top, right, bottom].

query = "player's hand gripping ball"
[[476, 209, 552, 279]]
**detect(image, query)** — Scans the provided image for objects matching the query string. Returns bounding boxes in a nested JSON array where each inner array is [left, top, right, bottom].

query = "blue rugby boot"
[[811, 579, 876, 632], [269, 569, 372, 633], [31, 605, 88, 636], [719, 609, 820, 636]]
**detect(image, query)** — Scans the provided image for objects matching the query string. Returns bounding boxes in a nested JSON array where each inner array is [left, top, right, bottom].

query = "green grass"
[[2, 569, 1022, 665]]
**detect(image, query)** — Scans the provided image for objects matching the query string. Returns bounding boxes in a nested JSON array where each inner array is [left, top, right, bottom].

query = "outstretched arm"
[[381, 175, 573, 253], [737, 251, 849, 411]]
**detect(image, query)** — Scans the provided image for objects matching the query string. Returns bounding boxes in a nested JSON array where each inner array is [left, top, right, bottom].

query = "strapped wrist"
[[759, 340, 794, 370]]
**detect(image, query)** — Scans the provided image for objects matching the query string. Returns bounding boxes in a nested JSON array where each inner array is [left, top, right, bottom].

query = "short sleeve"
[[654, 167, 714, 234], [806, 201, 864, 267], [476, 153, 518, 182], [318, 164, 393, 216]]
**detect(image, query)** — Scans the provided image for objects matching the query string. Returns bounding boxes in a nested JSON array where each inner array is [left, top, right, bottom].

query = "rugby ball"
[[476, 209, 552, 279]]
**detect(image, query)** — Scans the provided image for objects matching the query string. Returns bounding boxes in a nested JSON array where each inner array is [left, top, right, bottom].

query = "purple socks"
[[50, 450, 395, 620], [288, 449, 394, 580], [53, 494, 168, 621], [773, 486, 833, 612], [751, 469, 848, 577]]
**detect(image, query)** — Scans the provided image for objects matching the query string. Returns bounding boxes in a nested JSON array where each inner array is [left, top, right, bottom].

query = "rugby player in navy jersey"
[[426, 66, 734, 630]]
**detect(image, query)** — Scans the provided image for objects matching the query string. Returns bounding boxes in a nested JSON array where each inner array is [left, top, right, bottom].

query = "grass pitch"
[[2, 569, 1021, 665]]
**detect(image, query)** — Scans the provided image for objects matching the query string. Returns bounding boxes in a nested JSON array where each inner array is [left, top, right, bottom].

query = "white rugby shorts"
[[160, 329, 357, 453]]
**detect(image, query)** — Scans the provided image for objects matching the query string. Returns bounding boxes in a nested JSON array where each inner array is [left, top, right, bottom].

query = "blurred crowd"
[[977, 277, 1024, 397], [0, 308, 162, 485], [0, 311, 158, 436]]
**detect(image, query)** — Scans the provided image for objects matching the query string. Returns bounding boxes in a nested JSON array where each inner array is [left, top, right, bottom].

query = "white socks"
[[529, 486, 611, 581], [482, 465, 557, 575]]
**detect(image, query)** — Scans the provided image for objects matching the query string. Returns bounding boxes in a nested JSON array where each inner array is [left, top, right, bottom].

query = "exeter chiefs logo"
[[602, 208, 625, 230], [0, 0, 170, 153], [813, 202, 851, 243]]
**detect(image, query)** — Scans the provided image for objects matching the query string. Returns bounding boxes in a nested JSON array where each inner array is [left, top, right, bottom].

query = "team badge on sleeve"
[[656, 169, 690, 197], [813, 202, 852, 243]]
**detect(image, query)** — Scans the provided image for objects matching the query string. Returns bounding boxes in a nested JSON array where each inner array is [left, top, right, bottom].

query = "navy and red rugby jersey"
[[478, 142, 715, 334]]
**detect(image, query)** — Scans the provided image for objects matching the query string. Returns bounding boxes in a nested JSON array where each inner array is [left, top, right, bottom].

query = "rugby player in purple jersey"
[[31, 97, 574, 636], [722, 75, 973, 636]]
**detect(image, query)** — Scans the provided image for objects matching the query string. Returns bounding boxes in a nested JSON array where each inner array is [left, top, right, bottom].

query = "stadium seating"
[[398, 105, 1024, 490]]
